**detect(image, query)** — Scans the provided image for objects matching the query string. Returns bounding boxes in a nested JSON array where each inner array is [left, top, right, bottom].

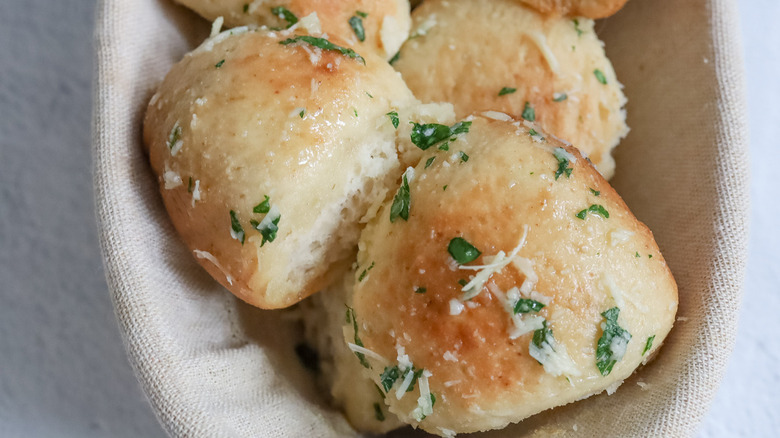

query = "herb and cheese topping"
[[280, 35, 366, 65], [553, 147, 575, 179], [576, 204, 609, 220], [596, 307, 632, 376], [642, 335, 656, 356], [229, 210, 245, 244], [521, 102, 536, 122], [167, 122, 183, 156], [498, 87, 517, 96], [390, 167, 414, 222], [349, 11, 367, 42], [193, 249, 234, 285], [250, 204, 281, 246], [386, 111, 400, 129], [529, 320, 581, 377], [271, 6, 298, 29], [410, 121, 471, 151], [456, 225, 528, 300]]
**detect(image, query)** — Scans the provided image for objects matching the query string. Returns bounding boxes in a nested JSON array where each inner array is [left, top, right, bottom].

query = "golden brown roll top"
[[173, 0, 411, 60], [393, 0, 629, 179], [348, 115, 677, 435], [144, 24, 415, 308], [516, 0, 628, 19]]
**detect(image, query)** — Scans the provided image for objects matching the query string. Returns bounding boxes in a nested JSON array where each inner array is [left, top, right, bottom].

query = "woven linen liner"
[[93, 0, 749, 435]]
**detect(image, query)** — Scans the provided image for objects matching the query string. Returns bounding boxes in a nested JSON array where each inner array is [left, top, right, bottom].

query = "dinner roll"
[[173, 0, 411, 60], [348, 115, 677, 435], [393, 0, 628, 179], [517, 0, 628, 19], [144, 23, 415, 308], [300, 269, 405, 434]]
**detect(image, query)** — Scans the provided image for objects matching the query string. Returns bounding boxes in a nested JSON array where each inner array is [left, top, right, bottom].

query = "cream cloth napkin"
[[93, 0, 749, 436]]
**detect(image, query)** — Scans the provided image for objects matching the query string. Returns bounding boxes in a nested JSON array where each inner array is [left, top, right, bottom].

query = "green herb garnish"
[[415, 287, 427, 294], [532, 320, 554, 349], [389, 171, 411, 222], [187, 177, 193, 193], [448, 237, 481, 264], [514, 298, 545, 314], [358, 262, 375, 282], [643, 335, 656, 356], [553, 147, 573, 179], [349, 15, 366, 42], [167, 122, 182, 151], [249, 207, 281, 246], [498, 87, 517, 96], [553, 93, 568, 102], [280, 35, 365, 65], [522, 101, 536, 121], [386, 111, 399, 129], [388, 51, 400, 65], [589, 188, 601, 196], [596, 307, 632, 376], [271, 6, 298, 28], [425, 156, 436, 169], [573, 18, 584, 36], [253, 195, 271, 214], [243, 4, 249, 13], [356, 11, 368, 18], [380, 365, 400, 391], [459, 151, 469, 162], [345, 306, 370, 368], [410, 121, 471, 150], [229, 210, 245, 244], [576, 204, 609, 220], [594, 69, 608, 84], [215, 59, 225, 68]]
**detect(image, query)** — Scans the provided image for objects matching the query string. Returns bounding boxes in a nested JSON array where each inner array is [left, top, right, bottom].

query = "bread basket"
[[93, 0, 749, 435]]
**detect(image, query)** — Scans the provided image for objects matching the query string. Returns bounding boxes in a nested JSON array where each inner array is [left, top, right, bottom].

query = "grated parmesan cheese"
[[528, 325, 581, 378], [191, 180, 201, 207], [210, 16, 224, 38], [163, 165, 182, 190], [525, 31, 559, 74], [411, 370, 434, 422], [609, 228, 634, 246], [193, 250, 233, 285], [482, 111, 513, 121], [347, 343, 389, 366], [459, 225, 529, 300], [449, 299, 465, 315]]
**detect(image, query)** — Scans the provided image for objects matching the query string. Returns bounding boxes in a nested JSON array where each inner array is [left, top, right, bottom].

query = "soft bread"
[[393, 0, 628, 179], [300, 270, 405, 434], [173, 0, 411, 60], [517, 0, 628, 19], [348, 115, 677, 435], [144, 24, 415, 308]]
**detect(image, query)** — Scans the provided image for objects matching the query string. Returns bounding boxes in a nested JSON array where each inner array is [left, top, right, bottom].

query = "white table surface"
[[0, 0, 776, 436]]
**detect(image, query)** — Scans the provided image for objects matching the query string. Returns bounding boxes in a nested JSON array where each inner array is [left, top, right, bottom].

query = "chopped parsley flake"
[[459, 151, 469, 162], [386, 111, 399, 129], [522, 101, 536, 121], [643, 335, 656, 356], [553, 148, 573, 179], [349, 15, 366, 42], [457, 279, 468, 287], [514, 298, 545, 314], [280, 36, 365, 65], [380, 366, 401, 391], [167, 122, 182, 151], [442, 185, 448, 191], [573, 18, 584, 36], [389, 171, 411, 222], [498, 87, 517, 96], [366, 91, 373, 98], [448, 237, 481, 264], [345, 306, 370, 368], [249, 206, 281, 246], [271, 6, 298, 28], [596, 307, 632, 376], [243, 3, 249, 13], [594, 69, 608, 84], [576, 204, 610, 220], [532, 320, 554, 350], [358, 262, 375, 282], [438, 142, 449, 151], [353, 108, 359, 118], [415, 287, 427, 294], [553, 93, 568, 102], [529, 128, 543, 140], [635, 252, 641, 258], [356, 10, 368, 18], [298, 108, 306, 118], [187, 176, 193, 193], [410, 121, 471, 150], [388, 51, 400, 65], [253, 195, 271, 214], [215, 59, 225, 68], [589, 188, 601, 196], [425, 156, 436, 169], [648, 254, 653, 259], [229, 210, 245, 244], [373, 403, 385, 421]]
